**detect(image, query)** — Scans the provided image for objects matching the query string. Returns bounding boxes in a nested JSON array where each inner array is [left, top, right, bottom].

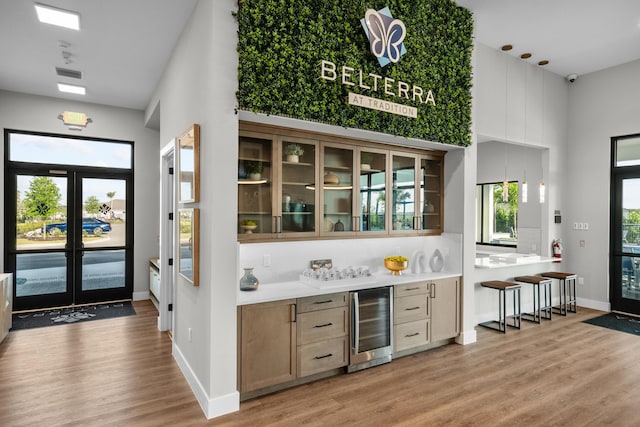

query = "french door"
[[4, 130, 133, 311], [611, 134, 640, 315]]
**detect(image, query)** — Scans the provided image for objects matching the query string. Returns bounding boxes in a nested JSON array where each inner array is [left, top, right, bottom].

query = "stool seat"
[[481, 280, 521, 291], [540, 272, 576, 280], [514, 275, 551, 285]]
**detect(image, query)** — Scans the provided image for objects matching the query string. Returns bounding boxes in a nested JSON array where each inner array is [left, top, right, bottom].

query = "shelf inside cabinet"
[[238, 179, 270, 185], [283, 211, 312, 215], [283, 161, 313, 167], [239, 211, 271, 215], [325, 165, 351, 171]]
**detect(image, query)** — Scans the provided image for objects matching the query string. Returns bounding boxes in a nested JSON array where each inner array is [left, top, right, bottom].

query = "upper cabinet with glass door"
[[420, 155, 443, 234], [238, 131, 275, 239], [279, 137, 318, 237], [321, 143, 355, 235], [391, 153, 417, 233], [358, 148, 387, 235]]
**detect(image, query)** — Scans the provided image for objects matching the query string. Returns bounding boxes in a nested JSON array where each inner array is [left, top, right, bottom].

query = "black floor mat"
[[11, 301, 136, 331], [583, 312, 640, 336]]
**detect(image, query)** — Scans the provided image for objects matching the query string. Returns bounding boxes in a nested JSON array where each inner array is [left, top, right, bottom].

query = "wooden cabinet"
[[297, 292, 348, 377], [430, 277, 460, 342], [393, 282, 430, 353], [239, 299, 297, 393], [393, 278, 460, 354], [238, 123, 444, 241], [0, 273, 13, 344]]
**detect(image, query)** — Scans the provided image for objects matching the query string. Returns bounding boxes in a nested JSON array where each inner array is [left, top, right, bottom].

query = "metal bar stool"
[[514, 275, 553, 323], [479, 281, 521, 333], [540, 272, 577, 315]]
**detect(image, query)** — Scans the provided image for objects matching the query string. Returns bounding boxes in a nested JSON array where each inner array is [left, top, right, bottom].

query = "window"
[[476, 181, 519, 246]]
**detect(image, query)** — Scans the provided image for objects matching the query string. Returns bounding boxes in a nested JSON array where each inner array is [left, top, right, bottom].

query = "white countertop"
[[237, 270, 461, 305], [475, 254, 561, 269]]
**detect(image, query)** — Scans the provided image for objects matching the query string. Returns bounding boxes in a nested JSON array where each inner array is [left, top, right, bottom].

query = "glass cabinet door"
[[322, 143, 355, 234], [359, 148, 387, 233], [280, 138, 318, 235], [238, 132, 274, 238], [420, 156, 443, 233], [391, 154, 417, 232]]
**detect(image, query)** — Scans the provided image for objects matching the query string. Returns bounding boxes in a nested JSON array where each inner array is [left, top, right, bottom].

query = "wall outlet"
[[188, 327, 192, 342], [580, 240, 586, 247], [583, 222, 589, 230], [263, 254, 271, 267], [573, 222, 578, 230], [578, 277, 585, 285]]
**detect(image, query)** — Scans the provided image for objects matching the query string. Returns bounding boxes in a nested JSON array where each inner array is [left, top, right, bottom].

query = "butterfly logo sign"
[[360, 7, 407, 67]]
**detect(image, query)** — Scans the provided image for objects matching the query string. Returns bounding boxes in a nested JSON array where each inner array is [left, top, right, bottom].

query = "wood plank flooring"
[[2, 302, 640, 426]]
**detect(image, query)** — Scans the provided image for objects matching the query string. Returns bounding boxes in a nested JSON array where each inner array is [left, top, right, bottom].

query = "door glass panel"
[[15, 253, 67, 297], [621, 256, 640, 299], [238, 135, 273, 234], [392, 155, 415, 231], [82, 178, 126, 247], [421, 158, 441, 231], [16, 175, 67, 250], [323, 145, 353, 233], [281, 140, 316, 233], [9, 133, 132, 169], [360, 150, 386, 232], [621, 178, 640, 303], [82, 249, 126, 291]]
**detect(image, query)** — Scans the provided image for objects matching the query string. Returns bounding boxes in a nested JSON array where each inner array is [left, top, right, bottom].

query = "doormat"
[[583, 312, 640, 336], [11, 301, 136, 331]]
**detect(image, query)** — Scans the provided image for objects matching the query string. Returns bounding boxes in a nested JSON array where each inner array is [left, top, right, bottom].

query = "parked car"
[[45, 218, 112, 236]]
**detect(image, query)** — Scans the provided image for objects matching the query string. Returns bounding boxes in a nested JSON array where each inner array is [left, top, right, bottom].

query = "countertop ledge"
[[475, 256, 562, 269], [237, 271, 461, 305]]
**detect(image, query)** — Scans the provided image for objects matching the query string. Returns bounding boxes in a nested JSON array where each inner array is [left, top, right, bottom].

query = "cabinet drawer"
[[395, 319, 429, 352], [394, 294, 428, 324], [297, 292, 347, 313], [298, 307, 347, 344], [394, 282, 429, 298], [298, 336, 348, 377]]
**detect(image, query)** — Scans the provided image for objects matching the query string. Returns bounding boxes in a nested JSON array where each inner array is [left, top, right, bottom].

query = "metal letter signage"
[[360, 7, 407, 67]]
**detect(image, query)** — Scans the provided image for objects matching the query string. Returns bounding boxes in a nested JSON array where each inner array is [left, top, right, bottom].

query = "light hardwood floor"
[[2, 301, 639, 426]]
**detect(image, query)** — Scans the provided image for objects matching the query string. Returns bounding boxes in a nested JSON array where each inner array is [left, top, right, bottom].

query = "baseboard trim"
[[172, 343, 239, 419], [456, 329, 477, 345], [132, 291, 150, 301], [576, 297, 610, 312]]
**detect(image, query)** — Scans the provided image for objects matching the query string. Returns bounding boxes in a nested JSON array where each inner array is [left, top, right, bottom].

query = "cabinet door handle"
[[291, 304, 297, 322], [277, 216, 282, 233], [405, 287, 420, 291], [313, 300, 333, 305], [405, 332, 420, 338], [314, 353, 333, 360], [430, 283, 436, 298], [314, 322, 333, 328], [405, 307, 420, 311]]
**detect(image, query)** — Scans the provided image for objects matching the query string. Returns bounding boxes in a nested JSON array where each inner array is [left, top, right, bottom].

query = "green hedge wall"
[[236, 0, 473, 147]]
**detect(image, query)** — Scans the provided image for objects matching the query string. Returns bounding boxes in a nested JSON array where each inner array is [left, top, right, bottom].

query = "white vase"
[[248, 172, 261, 180], [286, 154, 299, 163]]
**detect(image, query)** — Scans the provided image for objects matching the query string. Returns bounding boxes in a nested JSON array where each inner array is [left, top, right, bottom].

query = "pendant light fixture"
[[502, 148, 508, 202], [539, 182, 545, 203], [522, 171, 528, 203], [539, 61, 548, 204]]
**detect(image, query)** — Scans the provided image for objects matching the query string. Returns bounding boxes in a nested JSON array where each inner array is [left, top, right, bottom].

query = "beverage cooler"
[[348, 286, 393, 372]]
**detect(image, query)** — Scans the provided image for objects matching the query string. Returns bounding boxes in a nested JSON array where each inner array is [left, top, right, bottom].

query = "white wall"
[[565, 59, 640, 309], [152, 0, 239, 418], [0, 89, 160, 298], [475, 43, 569, 258]]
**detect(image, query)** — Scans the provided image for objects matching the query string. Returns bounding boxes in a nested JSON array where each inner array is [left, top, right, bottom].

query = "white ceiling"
[[0, 0, 197, 111], [455, 0, 640, 78], [1, 1, 639, 113]]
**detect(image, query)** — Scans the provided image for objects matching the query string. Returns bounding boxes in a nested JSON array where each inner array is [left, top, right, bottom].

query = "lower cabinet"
[[239, 299, 297, 393], [430, 277, 460, 342], [239, 279, 460, 396], [393, 277, 460, 355], [0, 273, 13, 344], [239, 292, 347, 395], [297, 292, 348, 377]]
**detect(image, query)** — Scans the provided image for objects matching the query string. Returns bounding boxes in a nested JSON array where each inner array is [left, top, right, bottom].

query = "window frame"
[[476, 180, 519, 248]]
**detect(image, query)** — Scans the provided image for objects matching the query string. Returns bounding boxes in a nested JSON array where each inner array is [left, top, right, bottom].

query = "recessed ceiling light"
[[520, 53, 532, 59], [35, 3, 80, 30], [501, 45, 513, 51], [538, 60, 549, 66], [57, 83, 86, 95]]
